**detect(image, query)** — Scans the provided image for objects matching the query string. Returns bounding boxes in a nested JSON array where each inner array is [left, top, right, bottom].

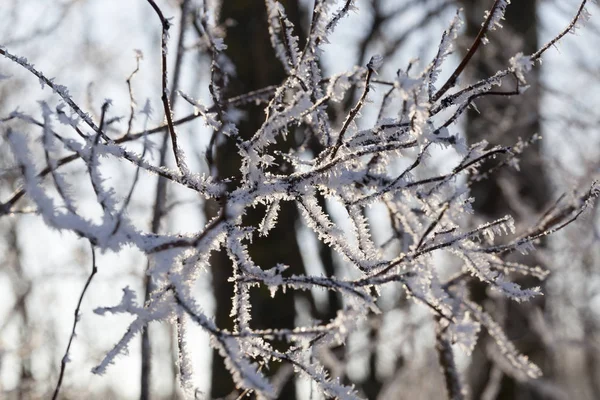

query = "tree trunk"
[[462, 1, 553, 399], [209, 2, 305, 399]]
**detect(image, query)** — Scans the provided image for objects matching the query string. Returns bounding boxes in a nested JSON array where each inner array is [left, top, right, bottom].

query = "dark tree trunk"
[[462, 1, 553, 399], [209, 2, 306, 399]]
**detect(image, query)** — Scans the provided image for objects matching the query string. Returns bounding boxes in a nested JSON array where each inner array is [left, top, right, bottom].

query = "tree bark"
[[209, 2, 306, 398], [462, 1, 553, 399]]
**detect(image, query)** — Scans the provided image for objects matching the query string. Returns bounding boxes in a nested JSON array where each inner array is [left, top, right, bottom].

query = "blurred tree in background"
[[461, 1, 552, 399], [0, 1, 599, 400]]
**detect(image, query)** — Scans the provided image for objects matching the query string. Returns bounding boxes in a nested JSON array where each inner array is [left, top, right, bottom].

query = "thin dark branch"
[[432, 0, 504, 102], [125, 51, 143, 136], [52, 241, 98, 400], [145, 0, 186, 174], [435, 319, 466, 400], [0, 47, 106, 137], [329, 63, 375, 160], [531, 0, 589, 61]]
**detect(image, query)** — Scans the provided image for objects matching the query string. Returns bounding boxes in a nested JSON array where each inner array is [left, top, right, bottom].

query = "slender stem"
[[145, 0, 186, 174], [142, 2, 191, 398], [52, 242, 98, 400], [432, 0, 503, 102], [329, 66, 374, 160], [531, 0, 588, 61], [435, 318, 466, 400]]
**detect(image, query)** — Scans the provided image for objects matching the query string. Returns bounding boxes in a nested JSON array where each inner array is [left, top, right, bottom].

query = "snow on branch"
[[0, 0, 595, 398]]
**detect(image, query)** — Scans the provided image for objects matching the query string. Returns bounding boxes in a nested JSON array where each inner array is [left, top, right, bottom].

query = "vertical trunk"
[[9, 225, 34, 400], [209, 2, 305, 398], [462, 2, 552, 399], [2, 222, 34, 399]]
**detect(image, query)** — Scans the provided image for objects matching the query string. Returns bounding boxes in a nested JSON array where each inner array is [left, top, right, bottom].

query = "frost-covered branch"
[[0, 0, 595, 398]]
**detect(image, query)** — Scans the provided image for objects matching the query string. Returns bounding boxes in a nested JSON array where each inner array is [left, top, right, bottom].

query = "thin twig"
[[328, 62, 376, 160], [145, 0, 187, 174], [52, 242, 98, 400], [435, 318, 466, 400], [0, 47, 105, 137], [531, 0, 589, 61], [432, 0, 504, 102], [125, 50, 143, 136]]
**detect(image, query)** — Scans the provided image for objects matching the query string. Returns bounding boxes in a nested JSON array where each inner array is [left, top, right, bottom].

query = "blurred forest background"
[[1, 0, 599, 399]]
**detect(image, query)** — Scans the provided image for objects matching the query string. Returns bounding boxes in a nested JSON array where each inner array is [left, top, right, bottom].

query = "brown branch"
[[0, 47, 106, 138], [531, 0, 589, 61], [435, 319, 466, 400], [143, 1, 191, 397], [145, 0, 186, 174], [328, 63, 375, 160], [125, 50, 143, 136], [432, 0, 505, 102], [52, 241, 98, 400]]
